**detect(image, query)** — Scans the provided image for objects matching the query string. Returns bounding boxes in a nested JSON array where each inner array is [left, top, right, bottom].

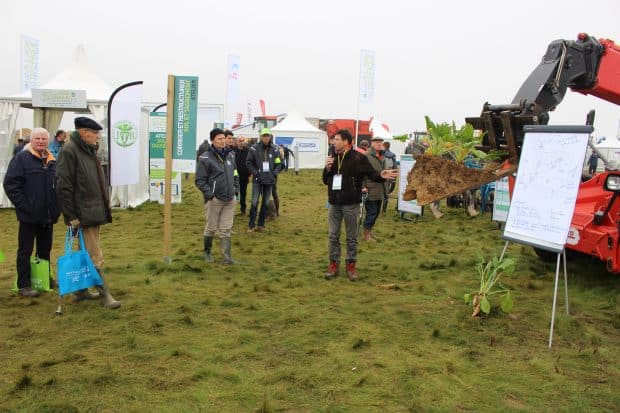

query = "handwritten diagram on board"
[[503, 126, 591, 252]]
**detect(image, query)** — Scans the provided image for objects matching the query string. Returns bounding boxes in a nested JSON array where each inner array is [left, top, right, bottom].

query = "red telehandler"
[[463, 33, 620, 272]]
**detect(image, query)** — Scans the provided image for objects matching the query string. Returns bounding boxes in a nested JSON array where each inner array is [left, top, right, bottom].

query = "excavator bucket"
[[403, 104, 535, 205]]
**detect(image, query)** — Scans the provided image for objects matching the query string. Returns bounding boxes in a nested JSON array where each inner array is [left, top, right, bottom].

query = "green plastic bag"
[[12, 256, 53, 292]]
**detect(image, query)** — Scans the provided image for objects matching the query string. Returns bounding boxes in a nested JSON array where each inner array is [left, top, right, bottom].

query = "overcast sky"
[[1, 0, 619, 138]]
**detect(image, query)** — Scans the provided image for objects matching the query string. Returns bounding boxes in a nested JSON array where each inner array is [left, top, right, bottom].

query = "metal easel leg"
[[548, 252, 562, 348], [55, 295, 63, 316], [563, 249, 569, 315], [499, 241, 510, 261]]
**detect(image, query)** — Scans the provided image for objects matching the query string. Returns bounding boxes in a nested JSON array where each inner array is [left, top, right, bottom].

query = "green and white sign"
[[172, 76, 199, 172], [492, 176, 510, 222], [149, 112, 181, 204]]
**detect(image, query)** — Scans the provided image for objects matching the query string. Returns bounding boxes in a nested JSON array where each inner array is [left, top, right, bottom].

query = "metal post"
[[563, 249, 569, 315], [294, 145, 300, 175], [548, 252, 562, 348], [499, 240, 510, 261]]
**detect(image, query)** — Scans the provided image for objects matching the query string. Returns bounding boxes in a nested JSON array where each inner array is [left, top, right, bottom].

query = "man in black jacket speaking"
[[322, 129, 398, 281]]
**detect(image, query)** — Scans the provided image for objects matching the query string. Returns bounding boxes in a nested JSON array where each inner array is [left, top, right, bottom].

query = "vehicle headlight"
[[604, 175, 620, 191]]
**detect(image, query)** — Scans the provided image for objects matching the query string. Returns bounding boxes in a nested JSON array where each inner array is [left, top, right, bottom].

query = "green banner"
[[172, 76, 199, 172], [149, 112, 167, 160]]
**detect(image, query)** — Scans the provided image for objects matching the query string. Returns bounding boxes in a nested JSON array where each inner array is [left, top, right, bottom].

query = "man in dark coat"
[[245, 128, 282, 231], [4, 128, 60, 297], [233, 136, 250, 214], [322, 129, 398, 280], [55, 117, 120, 309]]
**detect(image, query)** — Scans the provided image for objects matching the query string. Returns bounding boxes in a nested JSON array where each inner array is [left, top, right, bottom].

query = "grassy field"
[[0, 169, 619, 412]]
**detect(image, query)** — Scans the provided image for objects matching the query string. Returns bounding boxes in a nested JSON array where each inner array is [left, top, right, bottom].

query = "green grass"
[[0, 170, 619, 412]]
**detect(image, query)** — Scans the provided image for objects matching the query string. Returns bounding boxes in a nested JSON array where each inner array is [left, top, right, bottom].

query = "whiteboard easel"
[[501, 124, 592, 347]]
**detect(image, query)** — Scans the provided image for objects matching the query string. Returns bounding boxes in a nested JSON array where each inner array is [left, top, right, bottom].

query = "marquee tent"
[[271, 111, 327, 169], [0, 45, 149, 208]]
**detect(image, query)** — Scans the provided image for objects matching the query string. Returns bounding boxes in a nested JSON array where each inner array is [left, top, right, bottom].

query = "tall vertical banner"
[[172, 76, 199, 173], [225, 55, 240, 126], [20, 35, 40, 93], [108, 81, 144, 186], [359, 49, 375, 104]]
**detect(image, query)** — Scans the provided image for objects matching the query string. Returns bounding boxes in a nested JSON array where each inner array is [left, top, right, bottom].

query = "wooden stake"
[[163, 75, 175, 264]]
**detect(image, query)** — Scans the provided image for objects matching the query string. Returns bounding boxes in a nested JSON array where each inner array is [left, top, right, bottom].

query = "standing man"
[[362, 137, 387, 241], [224, 129, 236, 150], [588, 152, 599, 176], [4, 128, 60, 297], [195, 128, 240, 264], [381, 140, 397, 213], [56, 117, 121, 309], [323, 129, 398, 280], [49, 130, 67, 158], [234, 136, 250, 215], [246, 128, 282, 232]]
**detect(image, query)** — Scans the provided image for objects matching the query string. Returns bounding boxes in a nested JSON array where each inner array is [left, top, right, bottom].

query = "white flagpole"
[[355, 50, 362, 144]]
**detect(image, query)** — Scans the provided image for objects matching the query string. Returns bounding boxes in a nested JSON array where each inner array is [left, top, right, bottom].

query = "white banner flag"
[[109, 82, 143, 186], [359, 49, 375, 104], [20, 35, 40, 93], [226, 55, 240, 104]]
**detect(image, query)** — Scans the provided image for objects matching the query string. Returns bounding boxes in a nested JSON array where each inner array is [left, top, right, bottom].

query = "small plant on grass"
[[464, 256, 515, 317]]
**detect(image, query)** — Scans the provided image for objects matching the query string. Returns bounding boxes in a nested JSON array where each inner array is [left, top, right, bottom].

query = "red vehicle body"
[[318, 119, 373, 145], [467, 33, 620, 272]]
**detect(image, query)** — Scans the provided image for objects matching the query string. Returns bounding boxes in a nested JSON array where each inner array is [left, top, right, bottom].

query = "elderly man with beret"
[[55, 117, 121, 309]]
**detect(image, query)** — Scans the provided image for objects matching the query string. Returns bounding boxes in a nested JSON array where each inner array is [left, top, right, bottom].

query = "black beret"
[[74, 117, 103, 130]]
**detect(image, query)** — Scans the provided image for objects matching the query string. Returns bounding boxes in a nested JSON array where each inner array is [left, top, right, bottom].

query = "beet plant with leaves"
[[464, 255, 515, 317]]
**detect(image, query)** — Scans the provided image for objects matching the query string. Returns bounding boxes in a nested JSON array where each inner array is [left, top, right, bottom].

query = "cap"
[[260, 127, 272, 136], [370, 136, 384, 142], [358, 140, 370, 149], [74, 117, 103, 131]]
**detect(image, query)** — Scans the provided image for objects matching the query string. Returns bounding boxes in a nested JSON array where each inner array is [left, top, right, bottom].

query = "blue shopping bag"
[[57, 228, 103, 296]]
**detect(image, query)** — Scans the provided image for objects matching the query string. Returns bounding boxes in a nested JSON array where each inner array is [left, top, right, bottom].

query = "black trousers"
[[16, 222, 53, 289], [239, 174, 249, 213]]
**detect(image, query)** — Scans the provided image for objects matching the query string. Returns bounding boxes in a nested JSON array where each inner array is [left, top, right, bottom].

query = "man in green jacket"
[[56, 117, 120, 309]]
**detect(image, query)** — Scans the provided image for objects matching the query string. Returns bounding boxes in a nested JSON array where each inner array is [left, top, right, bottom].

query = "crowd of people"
[[4, 120, 402, 305]]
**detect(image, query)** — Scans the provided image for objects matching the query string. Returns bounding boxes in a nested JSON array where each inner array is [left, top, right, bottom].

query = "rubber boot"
[[467, 204, 479, 217], [220, 237, 236, 265], [346, 261, 359, 281], [429, 202, 444, 219], [94, 269, 121, 309], [203, 236, 214, 263]]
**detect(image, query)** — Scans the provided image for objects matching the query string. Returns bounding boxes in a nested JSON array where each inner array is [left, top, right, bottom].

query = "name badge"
[[262, 161, 270, 171], [332, 174, 343, 190]]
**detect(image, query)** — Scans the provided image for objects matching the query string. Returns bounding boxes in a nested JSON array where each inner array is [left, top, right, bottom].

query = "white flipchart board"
[[503, 125, 592, 252], [398, 154, 422, 215]]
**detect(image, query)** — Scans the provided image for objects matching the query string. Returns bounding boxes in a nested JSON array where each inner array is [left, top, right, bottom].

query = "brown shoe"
[[324, 261, 339, 279], [256, 226, 266, 232], [363, 229, 376, 242], [369, 230, 379, 241], [346, 261, 359, 281], [19, 287, 41, 297]]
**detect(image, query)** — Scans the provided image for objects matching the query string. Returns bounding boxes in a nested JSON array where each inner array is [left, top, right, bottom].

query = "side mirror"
[[604, 174, 620, 192]]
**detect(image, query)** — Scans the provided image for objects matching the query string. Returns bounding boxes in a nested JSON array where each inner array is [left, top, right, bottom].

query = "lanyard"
[[337, 150, 348, 175]]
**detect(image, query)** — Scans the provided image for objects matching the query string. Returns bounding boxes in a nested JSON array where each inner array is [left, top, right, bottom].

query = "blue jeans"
[[249, 183, 273, 228], [363, 200, 381, 230]]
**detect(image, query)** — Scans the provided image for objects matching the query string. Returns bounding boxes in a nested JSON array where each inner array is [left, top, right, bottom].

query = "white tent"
[[271, 111, 327, 169], [370, 116, 405, 162], [0, 45, 149, 208]]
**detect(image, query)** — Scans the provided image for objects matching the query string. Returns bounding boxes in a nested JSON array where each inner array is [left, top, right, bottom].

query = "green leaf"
[[501, 292, 513, 313], [480, 296, 491, 314], [464, 293, 472, 304]]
